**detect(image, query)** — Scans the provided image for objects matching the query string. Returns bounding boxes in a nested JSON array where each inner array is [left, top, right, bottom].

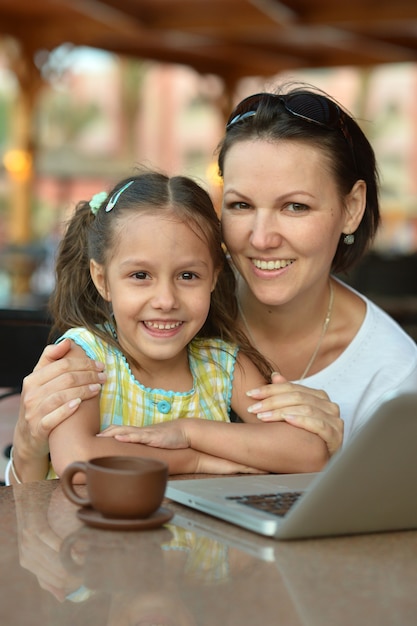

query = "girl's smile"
[[143, 320, 183, 329], [142, 319, 184, 336], [91, 211, 217, 374]]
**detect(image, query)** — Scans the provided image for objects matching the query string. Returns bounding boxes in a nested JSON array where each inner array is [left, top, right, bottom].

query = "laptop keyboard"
[[226, 491, 303, 517]]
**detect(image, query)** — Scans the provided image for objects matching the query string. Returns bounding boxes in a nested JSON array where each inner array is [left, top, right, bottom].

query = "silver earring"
[[343, 233, 355, 245]]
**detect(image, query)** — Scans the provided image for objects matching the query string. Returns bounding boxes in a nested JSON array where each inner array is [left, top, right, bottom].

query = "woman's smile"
[[222, 139, 350, 306], [251, 258, 295, 270]]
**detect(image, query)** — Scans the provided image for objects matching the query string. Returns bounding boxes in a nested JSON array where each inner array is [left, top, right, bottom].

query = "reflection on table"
[[1, 478, 417, 625]]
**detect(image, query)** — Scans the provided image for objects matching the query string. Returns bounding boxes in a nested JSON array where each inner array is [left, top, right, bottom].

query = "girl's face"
[[221, 138, 365, 307], [91, 212, 218, 369]]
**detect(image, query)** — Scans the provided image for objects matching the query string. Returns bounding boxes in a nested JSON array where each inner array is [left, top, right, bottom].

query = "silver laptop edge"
[[166, 391, 417, 539]]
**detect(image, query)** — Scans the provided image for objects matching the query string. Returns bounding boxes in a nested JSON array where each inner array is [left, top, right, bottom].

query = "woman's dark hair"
[[49, 170, 273, 379], [217, 83, 380, 273]]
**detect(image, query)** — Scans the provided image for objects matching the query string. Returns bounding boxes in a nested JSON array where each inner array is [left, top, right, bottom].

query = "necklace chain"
[[237, 281, 334, 381]]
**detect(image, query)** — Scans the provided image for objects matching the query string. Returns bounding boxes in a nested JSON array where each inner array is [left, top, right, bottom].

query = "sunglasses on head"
[[226, 91, 357, 172]]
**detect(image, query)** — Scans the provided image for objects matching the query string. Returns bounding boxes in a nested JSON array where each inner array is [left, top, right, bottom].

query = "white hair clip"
[[105, 180, 134, 212]]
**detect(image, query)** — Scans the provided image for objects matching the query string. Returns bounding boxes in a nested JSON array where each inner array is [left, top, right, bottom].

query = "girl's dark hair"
[[217, 83, 380, 273], [49, 170, 273, 379]]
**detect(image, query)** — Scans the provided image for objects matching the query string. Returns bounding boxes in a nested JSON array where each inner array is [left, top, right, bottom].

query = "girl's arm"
[[48, 396, 263, 480], [99, 354, 330, 474], [179, 353, 329, 473], [48, 346, 263, 479]]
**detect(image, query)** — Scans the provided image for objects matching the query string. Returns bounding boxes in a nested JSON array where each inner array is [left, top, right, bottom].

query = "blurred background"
[[2, 0, 417, 481], [0, 0, 416, 336]]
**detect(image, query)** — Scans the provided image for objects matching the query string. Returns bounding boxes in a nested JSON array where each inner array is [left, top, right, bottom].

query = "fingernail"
[[257, 411, 273, 419], [246, 389, 260, 397], [247, 402, 262, 413], [68, 398, 81, 409], [95, 361, 105, 370], [98, 372, 107, 382], [89, 383, 101, 392]]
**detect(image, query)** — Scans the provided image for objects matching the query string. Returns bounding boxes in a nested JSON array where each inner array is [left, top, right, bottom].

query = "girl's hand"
[[246, 372, 343, 456], [98, 424, 265, 475], [98, 420, 190, 449]]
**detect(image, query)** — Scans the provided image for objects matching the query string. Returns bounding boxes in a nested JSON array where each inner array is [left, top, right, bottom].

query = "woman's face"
[[221, 138, 362, 307]]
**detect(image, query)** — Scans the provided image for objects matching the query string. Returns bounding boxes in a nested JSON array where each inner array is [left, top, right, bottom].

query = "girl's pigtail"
[[49, 200, 110, 338]]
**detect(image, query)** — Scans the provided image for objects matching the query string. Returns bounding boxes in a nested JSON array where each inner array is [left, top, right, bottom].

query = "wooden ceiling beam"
[[98, 0, 286, 30], [298, 0, 417, 26], [2, 0, 417, 80]]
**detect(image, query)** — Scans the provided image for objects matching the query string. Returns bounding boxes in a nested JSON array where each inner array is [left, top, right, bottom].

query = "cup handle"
[[61, 461, 90, 507], [60, 530, 85, 576]]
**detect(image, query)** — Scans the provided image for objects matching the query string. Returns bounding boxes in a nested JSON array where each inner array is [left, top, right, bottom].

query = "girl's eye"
[[133, 271, 149, 280], [179, 272, 197, 280]]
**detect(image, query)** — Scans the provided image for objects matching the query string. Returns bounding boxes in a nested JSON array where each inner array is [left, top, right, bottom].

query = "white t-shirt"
[[299, 284, 417, 445]]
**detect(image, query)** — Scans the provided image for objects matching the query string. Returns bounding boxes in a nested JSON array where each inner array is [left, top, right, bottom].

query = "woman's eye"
[[286, 202, 308, 213], [227, 201, 251, 210]]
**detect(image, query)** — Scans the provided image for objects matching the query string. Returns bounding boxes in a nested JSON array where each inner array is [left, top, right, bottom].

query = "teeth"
[[252, 259, 294, 270], [144, 321, 182, 330]]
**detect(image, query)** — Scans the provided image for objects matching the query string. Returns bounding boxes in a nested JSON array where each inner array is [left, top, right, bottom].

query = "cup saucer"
[[76, 506, 174, 530]]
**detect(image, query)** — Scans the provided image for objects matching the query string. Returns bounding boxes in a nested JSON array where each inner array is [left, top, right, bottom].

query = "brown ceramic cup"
[[60, 456, 168, 519]]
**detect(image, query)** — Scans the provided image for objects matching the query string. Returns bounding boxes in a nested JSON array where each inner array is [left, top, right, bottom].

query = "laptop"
[[166, 391, 417, 539]]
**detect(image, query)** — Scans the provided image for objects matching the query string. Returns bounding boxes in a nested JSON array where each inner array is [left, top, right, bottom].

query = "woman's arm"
[[10, 339, 106, 483], [226, 352, 329, 472], [186, 359, 342, 468], [246, 372, 343, 455]]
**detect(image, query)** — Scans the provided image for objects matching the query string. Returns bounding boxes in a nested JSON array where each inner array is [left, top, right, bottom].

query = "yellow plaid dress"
[[59, 326, 238, 429]]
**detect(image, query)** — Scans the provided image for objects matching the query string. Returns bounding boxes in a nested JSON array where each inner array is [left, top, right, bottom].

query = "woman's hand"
[[12, 339, 106, 482], [246, 373, 343, 456], [18, 338, 105, 444]]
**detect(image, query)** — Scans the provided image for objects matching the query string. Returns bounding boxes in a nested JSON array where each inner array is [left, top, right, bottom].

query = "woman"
[[8, 84, 416, 483], [215, 87, 417, 437]]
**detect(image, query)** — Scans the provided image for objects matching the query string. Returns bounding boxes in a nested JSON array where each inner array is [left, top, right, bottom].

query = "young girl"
[[47, 171, 328, 480]]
